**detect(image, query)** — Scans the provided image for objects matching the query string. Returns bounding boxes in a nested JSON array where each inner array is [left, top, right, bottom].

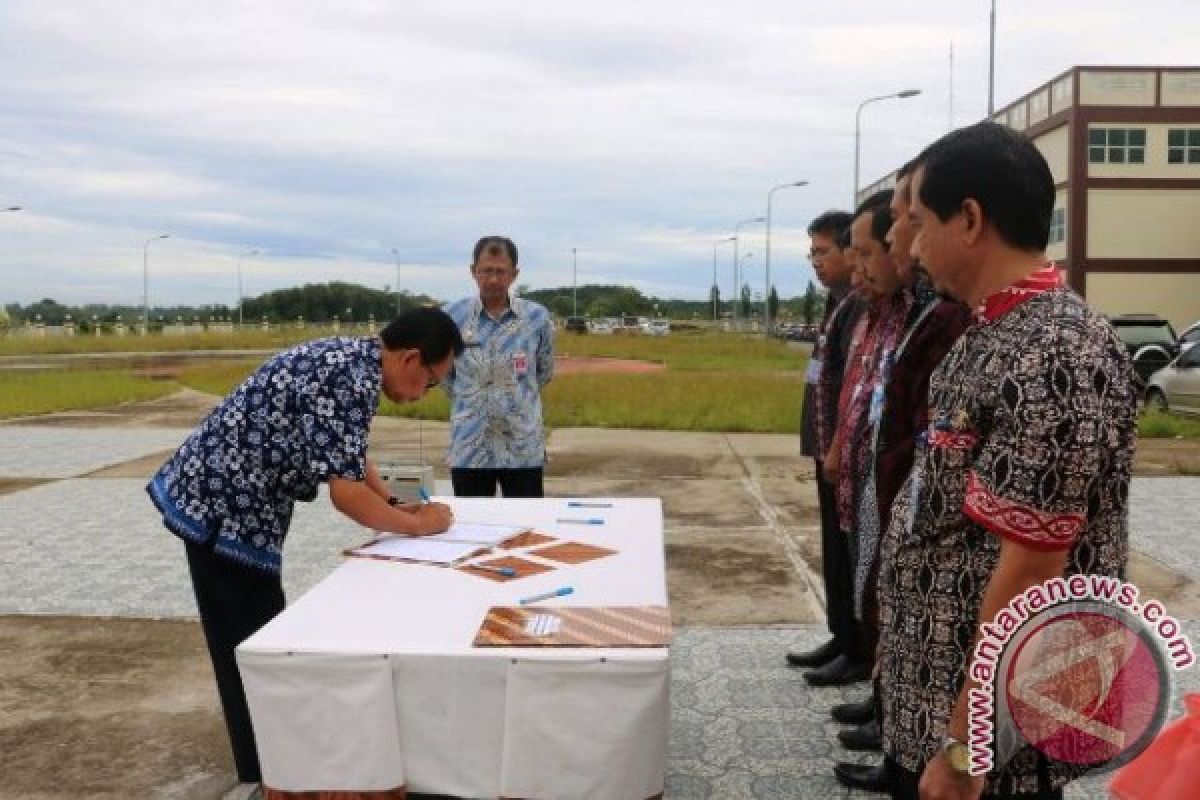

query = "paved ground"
[[1, 391, 1197, 799]]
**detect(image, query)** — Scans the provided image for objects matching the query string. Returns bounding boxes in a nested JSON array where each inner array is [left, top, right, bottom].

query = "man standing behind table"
[[443, 235, 555, 497], [878, 122, 1136, 800]]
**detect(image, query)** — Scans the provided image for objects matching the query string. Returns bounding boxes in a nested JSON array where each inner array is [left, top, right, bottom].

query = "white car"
[[1178, 320, 1200, 354], [642, 319, 670, 336], [588, 320, 615, 335], [1146, 346, 1200, 415]]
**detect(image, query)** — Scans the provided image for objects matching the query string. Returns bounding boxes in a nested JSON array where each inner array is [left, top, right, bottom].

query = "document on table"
[[427, 522, 529, 546], [347, 537, 484, 564]]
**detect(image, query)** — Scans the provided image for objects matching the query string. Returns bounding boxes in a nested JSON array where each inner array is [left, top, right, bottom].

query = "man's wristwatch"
[[941, 735, 972, 775], [386, 496, 401, 507]]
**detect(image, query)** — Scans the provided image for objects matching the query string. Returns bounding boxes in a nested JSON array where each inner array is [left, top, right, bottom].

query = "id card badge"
[[868, 383, 885, 425], [512, 351, 529, 377], [805, 357, 823, 384]]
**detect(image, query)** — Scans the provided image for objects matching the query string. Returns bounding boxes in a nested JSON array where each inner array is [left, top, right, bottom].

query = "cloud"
[[0, 0, 1197, 306]]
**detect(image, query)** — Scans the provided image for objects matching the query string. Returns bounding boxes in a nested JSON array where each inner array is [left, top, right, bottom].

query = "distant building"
[[861, 65, 1200, 330]]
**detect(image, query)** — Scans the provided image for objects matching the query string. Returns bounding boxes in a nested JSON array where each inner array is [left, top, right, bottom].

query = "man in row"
[[789, 210, 870, 686], [832, 162, 972, 794], [876, 122, 1137, 799]]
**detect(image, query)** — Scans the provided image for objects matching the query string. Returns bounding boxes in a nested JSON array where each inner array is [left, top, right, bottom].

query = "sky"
[[2, 0, 1198, 308]]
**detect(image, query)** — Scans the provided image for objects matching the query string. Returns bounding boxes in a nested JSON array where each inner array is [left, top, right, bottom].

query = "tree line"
[[3, 280, 825, 329]]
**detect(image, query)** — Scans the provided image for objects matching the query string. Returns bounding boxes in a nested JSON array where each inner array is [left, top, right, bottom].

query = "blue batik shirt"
[[442, 296, 554, 469], [147, 336, 382, 573]]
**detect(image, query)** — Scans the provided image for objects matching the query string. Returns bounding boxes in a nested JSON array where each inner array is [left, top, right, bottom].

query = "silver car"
[[1179, 320, 1200, 354], [1146, 346, 1200, 414]]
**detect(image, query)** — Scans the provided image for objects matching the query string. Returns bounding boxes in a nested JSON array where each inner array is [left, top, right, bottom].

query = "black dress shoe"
[[785, 637, 839, 668], [837, 718, 882, 751], [803, 654, 870, 686], [833, 761, 891, 793], [831, 696, 875, 725]]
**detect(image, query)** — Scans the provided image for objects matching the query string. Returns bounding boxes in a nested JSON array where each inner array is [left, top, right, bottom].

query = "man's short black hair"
[[807, 210, 854, 238], [914, 121, 1055, 252], [472, 235, 519, 267], [380, 306, 464, 364], [854, 189, 895, 248], [896, 158, 919, 180], [807, 210, 854, 247]]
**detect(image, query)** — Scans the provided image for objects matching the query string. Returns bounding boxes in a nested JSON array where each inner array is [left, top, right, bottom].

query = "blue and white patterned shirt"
[[442, 296, 554, 469], [147, 336, 382, 573]]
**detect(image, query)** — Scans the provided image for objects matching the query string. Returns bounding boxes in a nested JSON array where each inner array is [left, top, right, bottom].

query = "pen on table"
[[469, 564, 517, 577], [519, 586, 574, 605], [418, 486, 431, 503], [567, 501, 613, 508], [555, 518, 604, 525]]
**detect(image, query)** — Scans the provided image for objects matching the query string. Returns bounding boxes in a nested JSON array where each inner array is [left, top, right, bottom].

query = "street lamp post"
[[712, 236, 735, 321], [741, 253, 754, 323], [732, 216, 765, 328], [853, 89, 921, 207], [390, 248, 402, 315], [988, 0, 996, 115], [764, 180, 808, 335], [237, 249, 259, 328], [572, 247, 578, 317], [142, 234, 169, 335]]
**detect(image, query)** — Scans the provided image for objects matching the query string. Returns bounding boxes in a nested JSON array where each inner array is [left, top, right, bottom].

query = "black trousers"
[[451, 467, 544, 498], [884, 757, 1064, 800], [186, 539, 285, 784], [816, 463, 861, 662]]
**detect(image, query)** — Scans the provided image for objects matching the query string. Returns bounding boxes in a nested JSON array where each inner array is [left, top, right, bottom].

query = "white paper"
[[352, 537, 482, 564], [425, 522, 527, 546], [524, 614, 562, 637]]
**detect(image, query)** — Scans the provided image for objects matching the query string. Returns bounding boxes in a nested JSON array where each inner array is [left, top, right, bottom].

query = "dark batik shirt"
[[147, 336, 382, 574], [874, 276, 971, 536], [814, 289, 867, 459], [800, 285, 846, 458], [877, 268, 1137, 794], [852, 276, 970, 614]]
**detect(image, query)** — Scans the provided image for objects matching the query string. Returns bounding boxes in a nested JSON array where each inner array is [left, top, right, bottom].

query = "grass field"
[[6, 330, 1200, 438], [0, 369, 176, 419], [0, 328, 318, 356], [171, 332, 809, 433]]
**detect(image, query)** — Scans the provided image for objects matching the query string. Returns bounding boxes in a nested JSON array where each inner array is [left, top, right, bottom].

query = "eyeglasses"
[[807, 246, 832, 261], [474, 267, 513, 278]]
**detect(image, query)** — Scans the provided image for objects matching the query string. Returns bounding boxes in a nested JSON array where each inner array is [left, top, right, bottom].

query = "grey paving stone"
[[0, 426, 192, 478], [0, 478, 366, 616]]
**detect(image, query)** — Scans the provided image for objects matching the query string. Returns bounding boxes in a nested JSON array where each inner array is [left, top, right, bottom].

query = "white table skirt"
[[238, 497, 669, 799]]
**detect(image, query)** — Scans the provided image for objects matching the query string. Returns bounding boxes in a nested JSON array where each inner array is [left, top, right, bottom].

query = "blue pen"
[[470, 564, 517, 577], [520, 586, 574, 605], [418, 486, 431, 503], [568, 501, 613, 508], [556, 518, 604, 525]]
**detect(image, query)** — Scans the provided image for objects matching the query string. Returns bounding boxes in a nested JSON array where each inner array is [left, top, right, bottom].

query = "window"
[[1088, 127, 1146, 164], [1048, 208, 1066, 245], [1167, 129, 1200, 164], [1178, 347, 1200, 369]]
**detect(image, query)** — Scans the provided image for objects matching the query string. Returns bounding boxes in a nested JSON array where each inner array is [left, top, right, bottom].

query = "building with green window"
[[862, 65, 1200, 330]]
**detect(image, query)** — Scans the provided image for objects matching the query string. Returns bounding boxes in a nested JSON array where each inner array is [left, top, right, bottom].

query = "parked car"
[[1177, 320, 1200, 354], [642, 319, 670, 336], [564, 316, 587, 334], [1146, 346, 1200, 415], [588, 319, 615, 335], [1108, 313, 1179, 385]]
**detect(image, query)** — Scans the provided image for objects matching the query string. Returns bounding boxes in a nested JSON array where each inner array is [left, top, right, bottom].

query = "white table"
[[238, 497, 669, 799]]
